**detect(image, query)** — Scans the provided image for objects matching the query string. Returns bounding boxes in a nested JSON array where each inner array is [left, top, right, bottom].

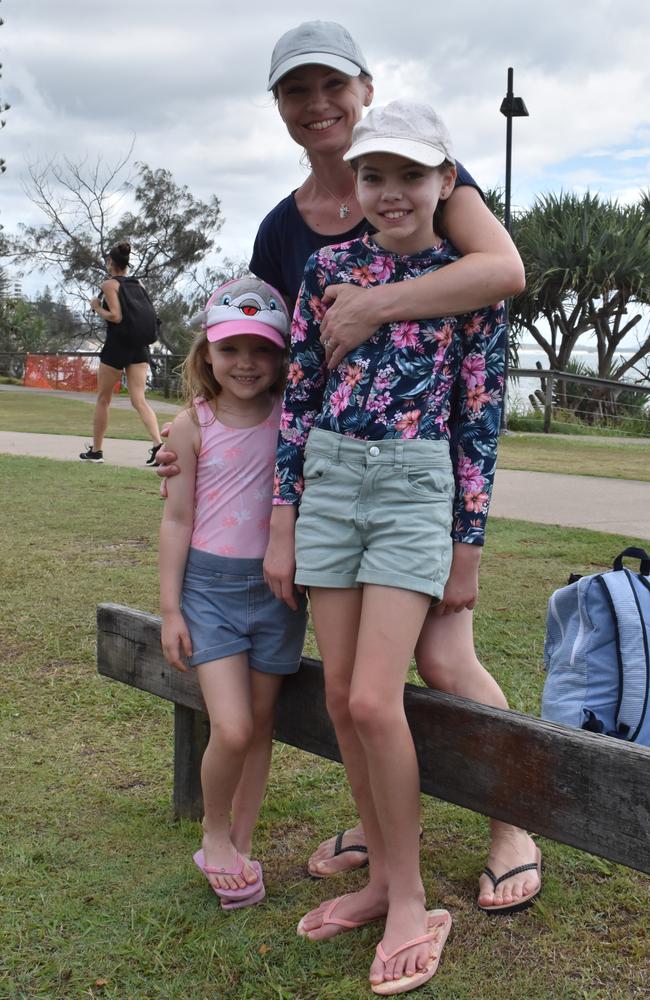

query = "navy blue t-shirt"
[[250, 160, 481, 305]]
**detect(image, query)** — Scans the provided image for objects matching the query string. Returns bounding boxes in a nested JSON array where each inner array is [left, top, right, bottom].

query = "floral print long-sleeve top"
[[273, 232, 507, 545]]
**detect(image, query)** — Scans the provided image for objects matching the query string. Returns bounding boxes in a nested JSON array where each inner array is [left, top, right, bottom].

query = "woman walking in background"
[[81, 241, 162, 465]]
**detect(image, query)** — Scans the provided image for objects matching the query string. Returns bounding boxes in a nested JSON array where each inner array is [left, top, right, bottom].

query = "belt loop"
[[395, 440, 404, 469]]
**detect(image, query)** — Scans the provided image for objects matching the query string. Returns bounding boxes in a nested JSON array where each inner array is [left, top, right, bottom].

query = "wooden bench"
[[97, 603, 650, 875]]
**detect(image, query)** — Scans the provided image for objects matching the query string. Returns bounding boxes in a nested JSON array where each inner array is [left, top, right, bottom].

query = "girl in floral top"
[[264, 101, 507, 996]]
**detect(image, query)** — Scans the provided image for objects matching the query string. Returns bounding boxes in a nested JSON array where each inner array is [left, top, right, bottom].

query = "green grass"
[[1, 455, 649, 999], [498, 432, 650, 482], [0, 390, 176, 440], [507, 410, 650, 439]]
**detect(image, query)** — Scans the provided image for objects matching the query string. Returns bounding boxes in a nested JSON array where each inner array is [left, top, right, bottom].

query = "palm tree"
[[509, 192, 650, 407]]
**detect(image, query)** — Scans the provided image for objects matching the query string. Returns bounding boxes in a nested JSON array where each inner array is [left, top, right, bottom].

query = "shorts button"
[[369, 445, 380, 457]]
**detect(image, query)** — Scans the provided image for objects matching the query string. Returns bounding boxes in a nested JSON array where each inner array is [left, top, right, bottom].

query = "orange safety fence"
[[23, 354, 120, 393]]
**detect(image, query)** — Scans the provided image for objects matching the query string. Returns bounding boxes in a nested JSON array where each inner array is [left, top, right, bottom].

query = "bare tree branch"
[[7, 148, 225, 351]]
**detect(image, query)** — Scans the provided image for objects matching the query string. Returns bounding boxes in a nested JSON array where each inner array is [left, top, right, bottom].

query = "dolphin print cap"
[[200, 276, 290, 349]]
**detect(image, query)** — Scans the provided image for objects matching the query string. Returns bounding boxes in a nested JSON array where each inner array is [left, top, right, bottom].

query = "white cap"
[[268, 20, 370, 91], [343, 100, 455, 167]]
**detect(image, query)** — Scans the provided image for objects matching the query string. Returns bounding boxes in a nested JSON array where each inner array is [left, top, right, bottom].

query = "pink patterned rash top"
[[191, 397, 281, 559]]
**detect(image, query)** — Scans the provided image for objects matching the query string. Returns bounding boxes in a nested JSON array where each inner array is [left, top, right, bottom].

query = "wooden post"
[[543, 371, 554, 433], [173, 705, 209, 820], [163, 355, 170, 399]]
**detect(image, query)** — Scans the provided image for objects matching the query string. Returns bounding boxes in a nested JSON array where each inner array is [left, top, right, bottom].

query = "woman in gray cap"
[[256, 16, 539, 923]]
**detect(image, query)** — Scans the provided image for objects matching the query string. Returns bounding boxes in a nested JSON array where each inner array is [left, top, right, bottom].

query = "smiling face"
[[276, 64, 373, 157], [354, 153, 456, 255], [205, 335, 284, 410]]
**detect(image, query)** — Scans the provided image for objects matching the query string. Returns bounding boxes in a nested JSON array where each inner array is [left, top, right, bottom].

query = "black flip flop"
[[308, 828, 424, 879], [477, 847, 542, 915], [308, 830, 369, 879]]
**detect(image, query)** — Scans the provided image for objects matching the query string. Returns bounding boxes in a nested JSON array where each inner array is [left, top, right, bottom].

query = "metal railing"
[[508, 367, 650, 437]]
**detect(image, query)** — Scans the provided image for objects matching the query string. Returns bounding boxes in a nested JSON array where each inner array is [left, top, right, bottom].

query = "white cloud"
[[2, 0, 650, 290]]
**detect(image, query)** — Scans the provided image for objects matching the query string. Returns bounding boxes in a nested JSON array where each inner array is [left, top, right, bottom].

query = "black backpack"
[[107, 276, 160, 346]]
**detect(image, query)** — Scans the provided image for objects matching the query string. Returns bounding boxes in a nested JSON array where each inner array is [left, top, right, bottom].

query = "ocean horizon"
[[509, 346, 644, 411]]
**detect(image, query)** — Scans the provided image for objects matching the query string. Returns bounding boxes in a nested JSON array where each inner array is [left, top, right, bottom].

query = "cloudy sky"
[[2, 0, 650, 296]]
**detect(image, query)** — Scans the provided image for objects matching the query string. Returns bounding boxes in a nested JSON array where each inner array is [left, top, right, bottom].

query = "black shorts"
[[99, 334, 150, 371]]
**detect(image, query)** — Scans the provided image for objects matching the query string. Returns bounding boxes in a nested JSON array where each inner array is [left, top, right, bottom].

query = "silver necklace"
[[317, 177, 356, 220]]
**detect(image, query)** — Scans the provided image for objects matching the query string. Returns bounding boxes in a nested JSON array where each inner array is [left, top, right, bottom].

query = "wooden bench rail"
[[97, 603, 650, 874]]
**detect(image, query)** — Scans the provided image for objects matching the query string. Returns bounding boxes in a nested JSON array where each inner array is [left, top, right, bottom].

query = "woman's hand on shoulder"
[[155, 421, 180, 496], [319, 283, 382, 369]]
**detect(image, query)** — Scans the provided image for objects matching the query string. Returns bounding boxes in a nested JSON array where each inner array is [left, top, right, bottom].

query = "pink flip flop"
[[193, 848, 262, 902], [297, 893, 382, 939], [371, 909, 452, 996], [221, 878, 266, 911]]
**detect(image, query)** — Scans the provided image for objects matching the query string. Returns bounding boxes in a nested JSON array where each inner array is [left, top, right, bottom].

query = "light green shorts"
[[295, 429, 454, 598]]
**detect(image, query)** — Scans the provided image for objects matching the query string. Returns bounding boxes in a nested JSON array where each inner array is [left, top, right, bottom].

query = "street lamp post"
[[500, 67, 529, 234], [499, 67, 528, 430]]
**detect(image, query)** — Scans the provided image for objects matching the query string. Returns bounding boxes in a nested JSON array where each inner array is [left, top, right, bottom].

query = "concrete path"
[[491, 468, 650, 540], [1, 428, 649, 540], [0, 430, 157, 469]]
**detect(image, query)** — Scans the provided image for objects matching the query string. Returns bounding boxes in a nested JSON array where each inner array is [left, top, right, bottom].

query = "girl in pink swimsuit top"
[[159, 277, 307, 909]]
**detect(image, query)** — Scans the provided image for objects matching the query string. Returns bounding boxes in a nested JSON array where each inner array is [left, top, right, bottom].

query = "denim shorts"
[[295, 429, 454, 599], [181, 548, 307, 674]]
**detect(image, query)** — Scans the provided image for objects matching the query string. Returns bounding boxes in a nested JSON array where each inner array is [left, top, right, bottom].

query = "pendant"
[[339, 203, 350, 220]]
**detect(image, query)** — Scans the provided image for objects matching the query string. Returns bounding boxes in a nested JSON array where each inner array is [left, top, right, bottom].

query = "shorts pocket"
[[403, 466, 453, 499], [303, 451, 333, 482]]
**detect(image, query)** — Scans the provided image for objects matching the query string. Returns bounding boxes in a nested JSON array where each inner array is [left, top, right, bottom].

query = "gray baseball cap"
[[343, 100, 456, 167], [268, 20, 371, 91]]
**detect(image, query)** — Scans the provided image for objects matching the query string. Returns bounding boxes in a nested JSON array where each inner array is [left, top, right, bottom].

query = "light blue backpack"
[[542, 547, 650, 745]]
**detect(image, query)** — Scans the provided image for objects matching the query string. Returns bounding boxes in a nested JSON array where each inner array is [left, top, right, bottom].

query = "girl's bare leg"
[[349, 586, 436, 987], [196, 653, 259, 892], [92, 362, 120, 451], [301, 584, 439, 985], [415, 609, 540, 909], [297, 587, 391, 940], [125, 362, 162, 445], [229, 670, 284, 858]]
